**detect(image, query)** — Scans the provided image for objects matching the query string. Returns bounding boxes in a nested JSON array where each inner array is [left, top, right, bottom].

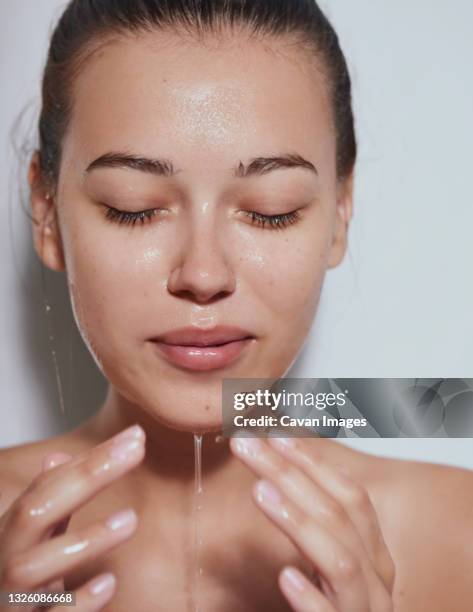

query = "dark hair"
[[38, 0, 356, 190]]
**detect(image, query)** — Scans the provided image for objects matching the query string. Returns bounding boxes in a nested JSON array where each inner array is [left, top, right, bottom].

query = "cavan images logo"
[[222, 378, 473, 438]]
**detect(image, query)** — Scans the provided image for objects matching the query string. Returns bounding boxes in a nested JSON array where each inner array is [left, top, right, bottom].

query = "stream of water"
[[43, 274, 65, 416], [192, 433, 204, 612]]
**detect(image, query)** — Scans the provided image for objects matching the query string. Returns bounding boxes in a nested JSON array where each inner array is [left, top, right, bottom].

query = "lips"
[[149, 325, 255, 371]]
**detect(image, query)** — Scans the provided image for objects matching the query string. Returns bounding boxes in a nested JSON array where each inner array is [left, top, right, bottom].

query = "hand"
[[230, 436, 395, 612], [0, 424, 145, 612]]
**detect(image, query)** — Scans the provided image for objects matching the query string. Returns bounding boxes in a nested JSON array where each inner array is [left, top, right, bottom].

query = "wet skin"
[[1, 26, 473, 612]]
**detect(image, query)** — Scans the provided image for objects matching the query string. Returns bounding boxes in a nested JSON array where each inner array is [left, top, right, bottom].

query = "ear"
[[28, 151, 65, 272], [327, 172, 354, 269]]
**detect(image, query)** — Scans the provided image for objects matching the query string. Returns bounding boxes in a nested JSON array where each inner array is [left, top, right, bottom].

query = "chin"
[[135, 386, 225, 434], [173, 419, 222, 434], [152, 410, 223, 434]]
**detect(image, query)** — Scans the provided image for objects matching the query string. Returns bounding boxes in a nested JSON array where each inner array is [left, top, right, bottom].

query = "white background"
[[1, 1, 472, 468]]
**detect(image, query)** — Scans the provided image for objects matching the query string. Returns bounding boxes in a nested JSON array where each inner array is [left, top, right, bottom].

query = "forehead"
[[62, 29, 334, 174]]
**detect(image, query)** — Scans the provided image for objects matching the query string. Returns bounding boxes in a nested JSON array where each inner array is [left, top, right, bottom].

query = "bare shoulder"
[[379, 455, 473, 530], [338, 442, 473, 520], [362, 452, 473, 611]]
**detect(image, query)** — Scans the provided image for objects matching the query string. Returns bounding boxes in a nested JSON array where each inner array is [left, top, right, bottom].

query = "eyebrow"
[[84, 152, 318, 178]]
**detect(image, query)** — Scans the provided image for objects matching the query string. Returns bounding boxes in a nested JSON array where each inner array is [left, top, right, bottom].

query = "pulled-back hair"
[[38, 0, 356, 189]]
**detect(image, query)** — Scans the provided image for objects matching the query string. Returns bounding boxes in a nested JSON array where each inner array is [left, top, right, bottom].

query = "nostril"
[[176, 289, 234, 306]]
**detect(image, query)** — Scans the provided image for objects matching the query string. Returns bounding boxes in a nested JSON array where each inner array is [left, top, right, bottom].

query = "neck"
[[75, 385, 364, 514]]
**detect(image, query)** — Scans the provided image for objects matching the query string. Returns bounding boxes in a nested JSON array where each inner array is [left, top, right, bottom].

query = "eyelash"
[[103, 206, 301, 230], [244, 210, 301, 230], [104, 206, 159, 226]]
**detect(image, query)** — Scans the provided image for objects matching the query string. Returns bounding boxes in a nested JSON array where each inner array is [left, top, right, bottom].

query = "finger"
[[48, 572, 116, 611], [253, 478, 370, 611], [279, 566, 337, 612], [3, 508, 137, 590], [42, 453, 74, 472], [42, 454, 74, 540], [230, 437, 367, 562], [2, 424, 145, 556], [41, 454, 74, 595], [268, 437, 395, 589]]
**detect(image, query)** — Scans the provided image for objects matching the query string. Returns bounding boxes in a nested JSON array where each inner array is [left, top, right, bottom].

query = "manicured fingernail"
[[113, 424, 144, 444], [230, 436, 262, 458], [42, 452, 72, 471], [106, 508, 137, 532], [255, 479, 282, 506], [109, 437, 142, 461], [88, 572, 116, 596], [268, 437, 296, 452], [281, 566, 307, 593]]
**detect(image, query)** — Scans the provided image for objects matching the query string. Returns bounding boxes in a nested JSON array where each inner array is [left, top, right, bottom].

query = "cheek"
[[63, 219, 164, 362], [233, 223, 329, 380], [240, 219, 330, 327]]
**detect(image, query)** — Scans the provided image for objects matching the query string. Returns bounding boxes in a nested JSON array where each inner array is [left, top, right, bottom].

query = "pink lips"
[[149, 325, 255, 371]]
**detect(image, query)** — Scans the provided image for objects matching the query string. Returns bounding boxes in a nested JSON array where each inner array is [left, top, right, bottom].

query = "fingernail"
[[88, 572, 116, 596], [42, 452, 72, 471], [230, 436, 262, 458], [281, 566, 307, 593], [268, 437, 296, 452], [109, 437, 142, 461], [113, 424, 144, 444], [106, 508, 137, 532], [255, 479, 282, 506]]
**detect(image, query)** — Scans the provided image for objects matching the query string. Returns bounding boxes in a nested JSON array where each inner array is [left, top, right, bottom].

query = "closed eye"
[[103, 205, 160, 226], [243, 209, 301, 230], [102, 204, 302, 230]]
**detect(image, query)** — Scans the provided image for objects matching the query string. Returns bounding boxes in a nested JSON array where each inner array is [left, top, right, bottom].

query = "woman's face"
[[31, 29, 352, 432]]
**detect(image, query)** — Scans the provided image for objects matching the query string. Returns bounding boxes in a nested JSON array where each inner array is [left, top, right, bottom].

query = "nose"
[[167, 228, 236, 304]]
